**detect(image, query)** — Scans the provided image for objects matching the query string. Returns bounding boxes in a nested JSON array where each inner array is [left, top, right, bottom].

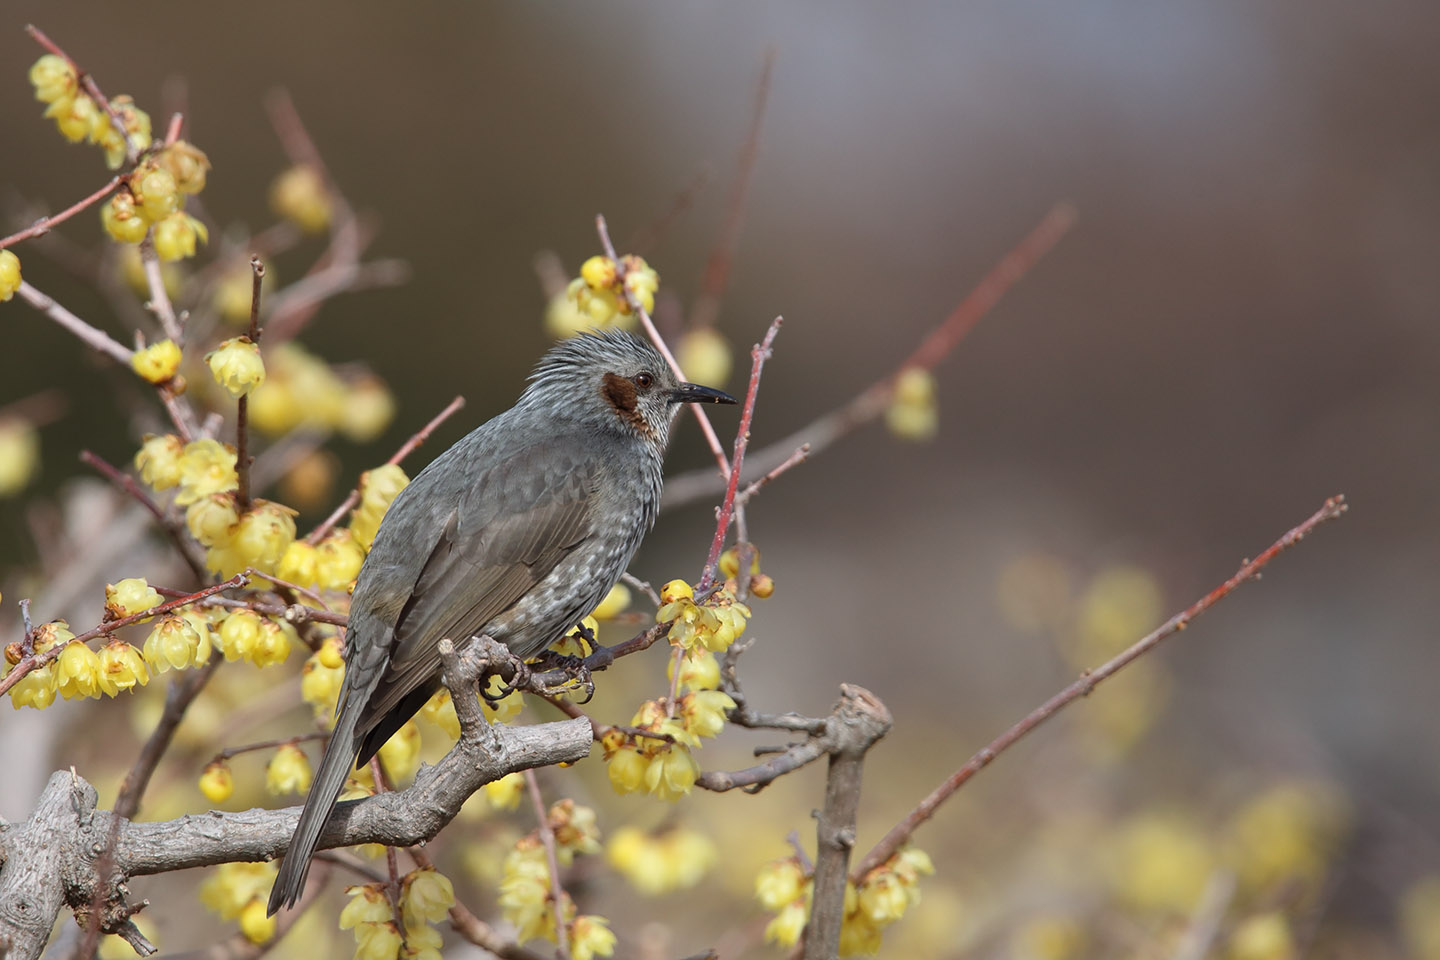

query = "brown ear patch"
[[601, 372, 639, 413]]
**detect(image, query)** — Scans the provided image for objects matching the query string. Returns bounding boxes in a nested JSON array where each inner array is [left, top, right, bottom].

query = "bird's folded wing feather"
[[353, 439, 600, 733]]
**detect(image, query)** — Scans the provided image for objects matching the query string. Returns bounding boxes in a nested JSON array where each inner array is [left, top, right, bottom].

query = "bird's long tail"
[[266, 722, 356, 915]]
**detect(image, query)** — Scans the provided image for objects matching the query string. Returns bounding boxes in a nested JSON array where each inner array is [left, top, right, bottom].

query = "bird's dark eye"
[[633, 372, 654, 389]]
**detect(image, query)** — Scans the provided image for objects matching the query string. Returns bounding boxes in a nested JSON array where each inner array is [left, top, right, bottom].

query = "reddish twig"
[[0, 573, 249, 697], [851, 495, 1350, 879], [78, 449, 208, 581], [211, 731, 329, 766], [0, 176, 123, 251], [305, 395, 465, 545], [735, 442, 809, 508], [699, 316, 783, 591], [595, 213, 731, 479], [623, 167, 712, 255], [662, 202, 1078, 510], [690, 48, 774, 330], [524, 769, 571, 959], [235, 257, 265, 512], [25, 25, 140, 167]]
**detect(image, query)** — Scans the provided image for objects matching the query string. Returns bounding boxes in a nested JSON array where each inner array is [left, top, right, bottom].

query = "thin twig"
[[595, 213, 731, 478], [524, 770, 571, 959], [117, 661, 222, 819], [15, 281, 134, 365], [140, 236, 183, 343], [305, 395, 465, 544], [735, 443, 809, 508], [212, 731, 328, 765], [79, 450, 208, 581], [0, 176, 122, 250], [25, 25, 140, 167], [851, 495, 1350, 879], [662, 203, 1078, 511]]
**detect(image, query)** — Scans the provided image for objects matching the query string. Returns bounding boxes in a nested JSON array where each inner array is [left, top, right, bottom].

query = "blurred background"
[[1, 2, 1438, 958]]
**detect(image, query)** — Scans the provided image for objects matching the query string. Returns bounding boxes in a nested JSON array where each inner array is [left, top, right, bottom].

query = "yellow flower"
[[277, 540, 318, 588], [590, 583, 631, 620], [238, 898, 275, 945], [580, 256, 618, 290], [199, 862, 275, 921], [570, 915, 617, 960], [250, 620, 295, 668], [152, 212, 208, 262], [400, 867, 455, 928], [315, 531, 366, 591], [31, 620, 75, 653], [227, 500, 297, 575], [1106, 813, 1213, 913], [339, 376, 396, 442], [1228, 912, 1295, 960], [719, 544, 761, 579], [608, 826, 716, 895], [175, 438, 238, 505], [95, 96, 152, 170], [677, 327, 732, 390], [135, 434, 185, 490], [46, 92, 99, 143], [885, 367, 938, 442], [838, 910, 883, 957], [198, 761, 233, 803], [668, 649, 721, 692], [155, 140, 211, 195], [206, 337, 266, 398], [213, 262, 274, 326], [101, 191, 150, 245], [352, 921, 403, 960], [857, 870, 910, 926], [339, 884, 392, 929], [0, 419, 40, 497], [606, 744, 649, 795], [216, 610, 263, 662], [8, 663, 57, 710], [659, 579, 692, 604], [105, 578, 163, 620], [29, 54, 77, 104], [764, 901, 807, 948], [643, 744, 699, 802], [97, 639, 149, 696], [498, 844, 558, 943], [131, 339, 182, 384], [55, 641, 104, 699], [300, 642, 344, 724], [134, 167, 180, 221], [269, 165, 332, 233], [0, 250, 21, 302], [378, 721, 421, 784], [266, 743, 312, 795], [680, 689, 735, 739], [756, 858, 809, 912], [402, 923, 443, 960], [484, 771, 526, 810], [549, 799, 602, 864], [351, 465, 410, 550]]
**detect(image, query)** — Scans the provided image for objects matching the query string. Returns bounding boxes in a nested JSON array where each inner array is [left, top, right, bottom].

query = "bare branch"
[[14, 281, 134, 366]]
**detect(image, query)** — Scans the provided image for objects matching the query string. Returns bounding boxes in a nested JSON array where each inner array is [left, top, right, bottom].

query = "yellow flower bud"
[[0, 419, 40, 497], [29, 55, 77, 104], [570, 915, 617, 960], [893, 366, 936, 405], [198, 761, 234, 803], [680, 689, 735, 739], [659, 579, 693, 604], [339, 884, 393, 929], [105, 578, 163, 621], [97, 639, 149, 696], [719, 545, 761, 580], [250, 620, 295, 668], [269, 165, 332, 233], [265, 743, 312, 795], [301, 644, 343, 724], [339, 376, 396, 442], [95, 96, 152, 170], [46, 92, 98, 143], [0, 250, 20, 302], [206, 337, 266, 398], [55, 641, 103, 699], [544, 288, 593, 340], [135, 434, 185, 490], [155, 140, 211, 195], [677, 327, 732, 390], [315, 531, 365, 590], [590, 583, 630, 620], [580, 255, 618, 291], [229, 500, 297, 575], [351, 464, 409, 549], [152, 212, 207, 262], [135, 167, 180, 221], [400, 867, 455, 929], [238, 898, 275, 945], [550, 800, 602, 864], [886, 368, 939, 442], [606, 745, 649, 796], [100, 192, 149, 244], [131, 339, 182, 384], [668, 649, 721, 692]]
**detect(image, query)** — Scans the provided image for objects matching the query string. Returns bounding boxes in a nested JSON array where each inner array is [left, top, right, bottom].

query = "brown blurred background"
[[2, 1, 1438, 956]]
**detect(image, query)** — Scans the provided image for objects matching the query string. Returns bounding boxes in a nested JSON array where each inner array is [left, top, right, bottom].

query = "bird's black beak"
[[669, 382, 738, 405]]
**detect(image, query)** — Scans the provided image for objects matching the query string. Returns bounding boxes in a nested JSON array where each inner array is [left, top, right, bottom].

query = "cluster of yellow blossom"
[[0, 249, 21, 302], [602, 647, 733, 802], [213, 609, 295, 668], [0, 416, 40, 497], [545, 254, 658, 338], [248, 343, 395, 443], [606, 824, 717, 895], [143, 612, 214, 673], [29, 54, 151, 169], [101, 142, 211, 260], [278, 532, 367, 594], [885, 367, 938, 441], [656, 579, 751, 654], [757, 847, 934, 955], [199, 861, 278, 945], [6, 619, 161, 708], [498, 805, 614, 959], [338, 868, 455, 960], [351, 465, 410, 550], [270, 165, 332, 234]]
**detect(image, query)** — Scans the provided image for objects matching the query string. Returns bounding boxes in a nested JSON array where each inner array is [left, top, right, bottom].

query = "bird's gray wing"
[[353, 438, 601, 740]]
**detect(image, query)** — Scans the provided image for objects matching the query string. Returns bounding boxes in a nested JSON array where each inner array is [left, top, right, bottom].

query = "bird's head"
[[524, 329, 736, 447]]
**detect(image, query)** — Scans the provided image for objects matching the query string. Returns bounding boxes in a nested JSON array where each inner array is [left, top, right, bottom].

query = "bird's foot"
[[527, 650, 595, 704]]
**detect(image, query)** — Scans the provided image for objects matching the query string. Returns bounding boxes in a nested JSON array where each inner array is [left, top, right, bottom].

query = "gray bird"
[[267, 330, 734, 913]]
